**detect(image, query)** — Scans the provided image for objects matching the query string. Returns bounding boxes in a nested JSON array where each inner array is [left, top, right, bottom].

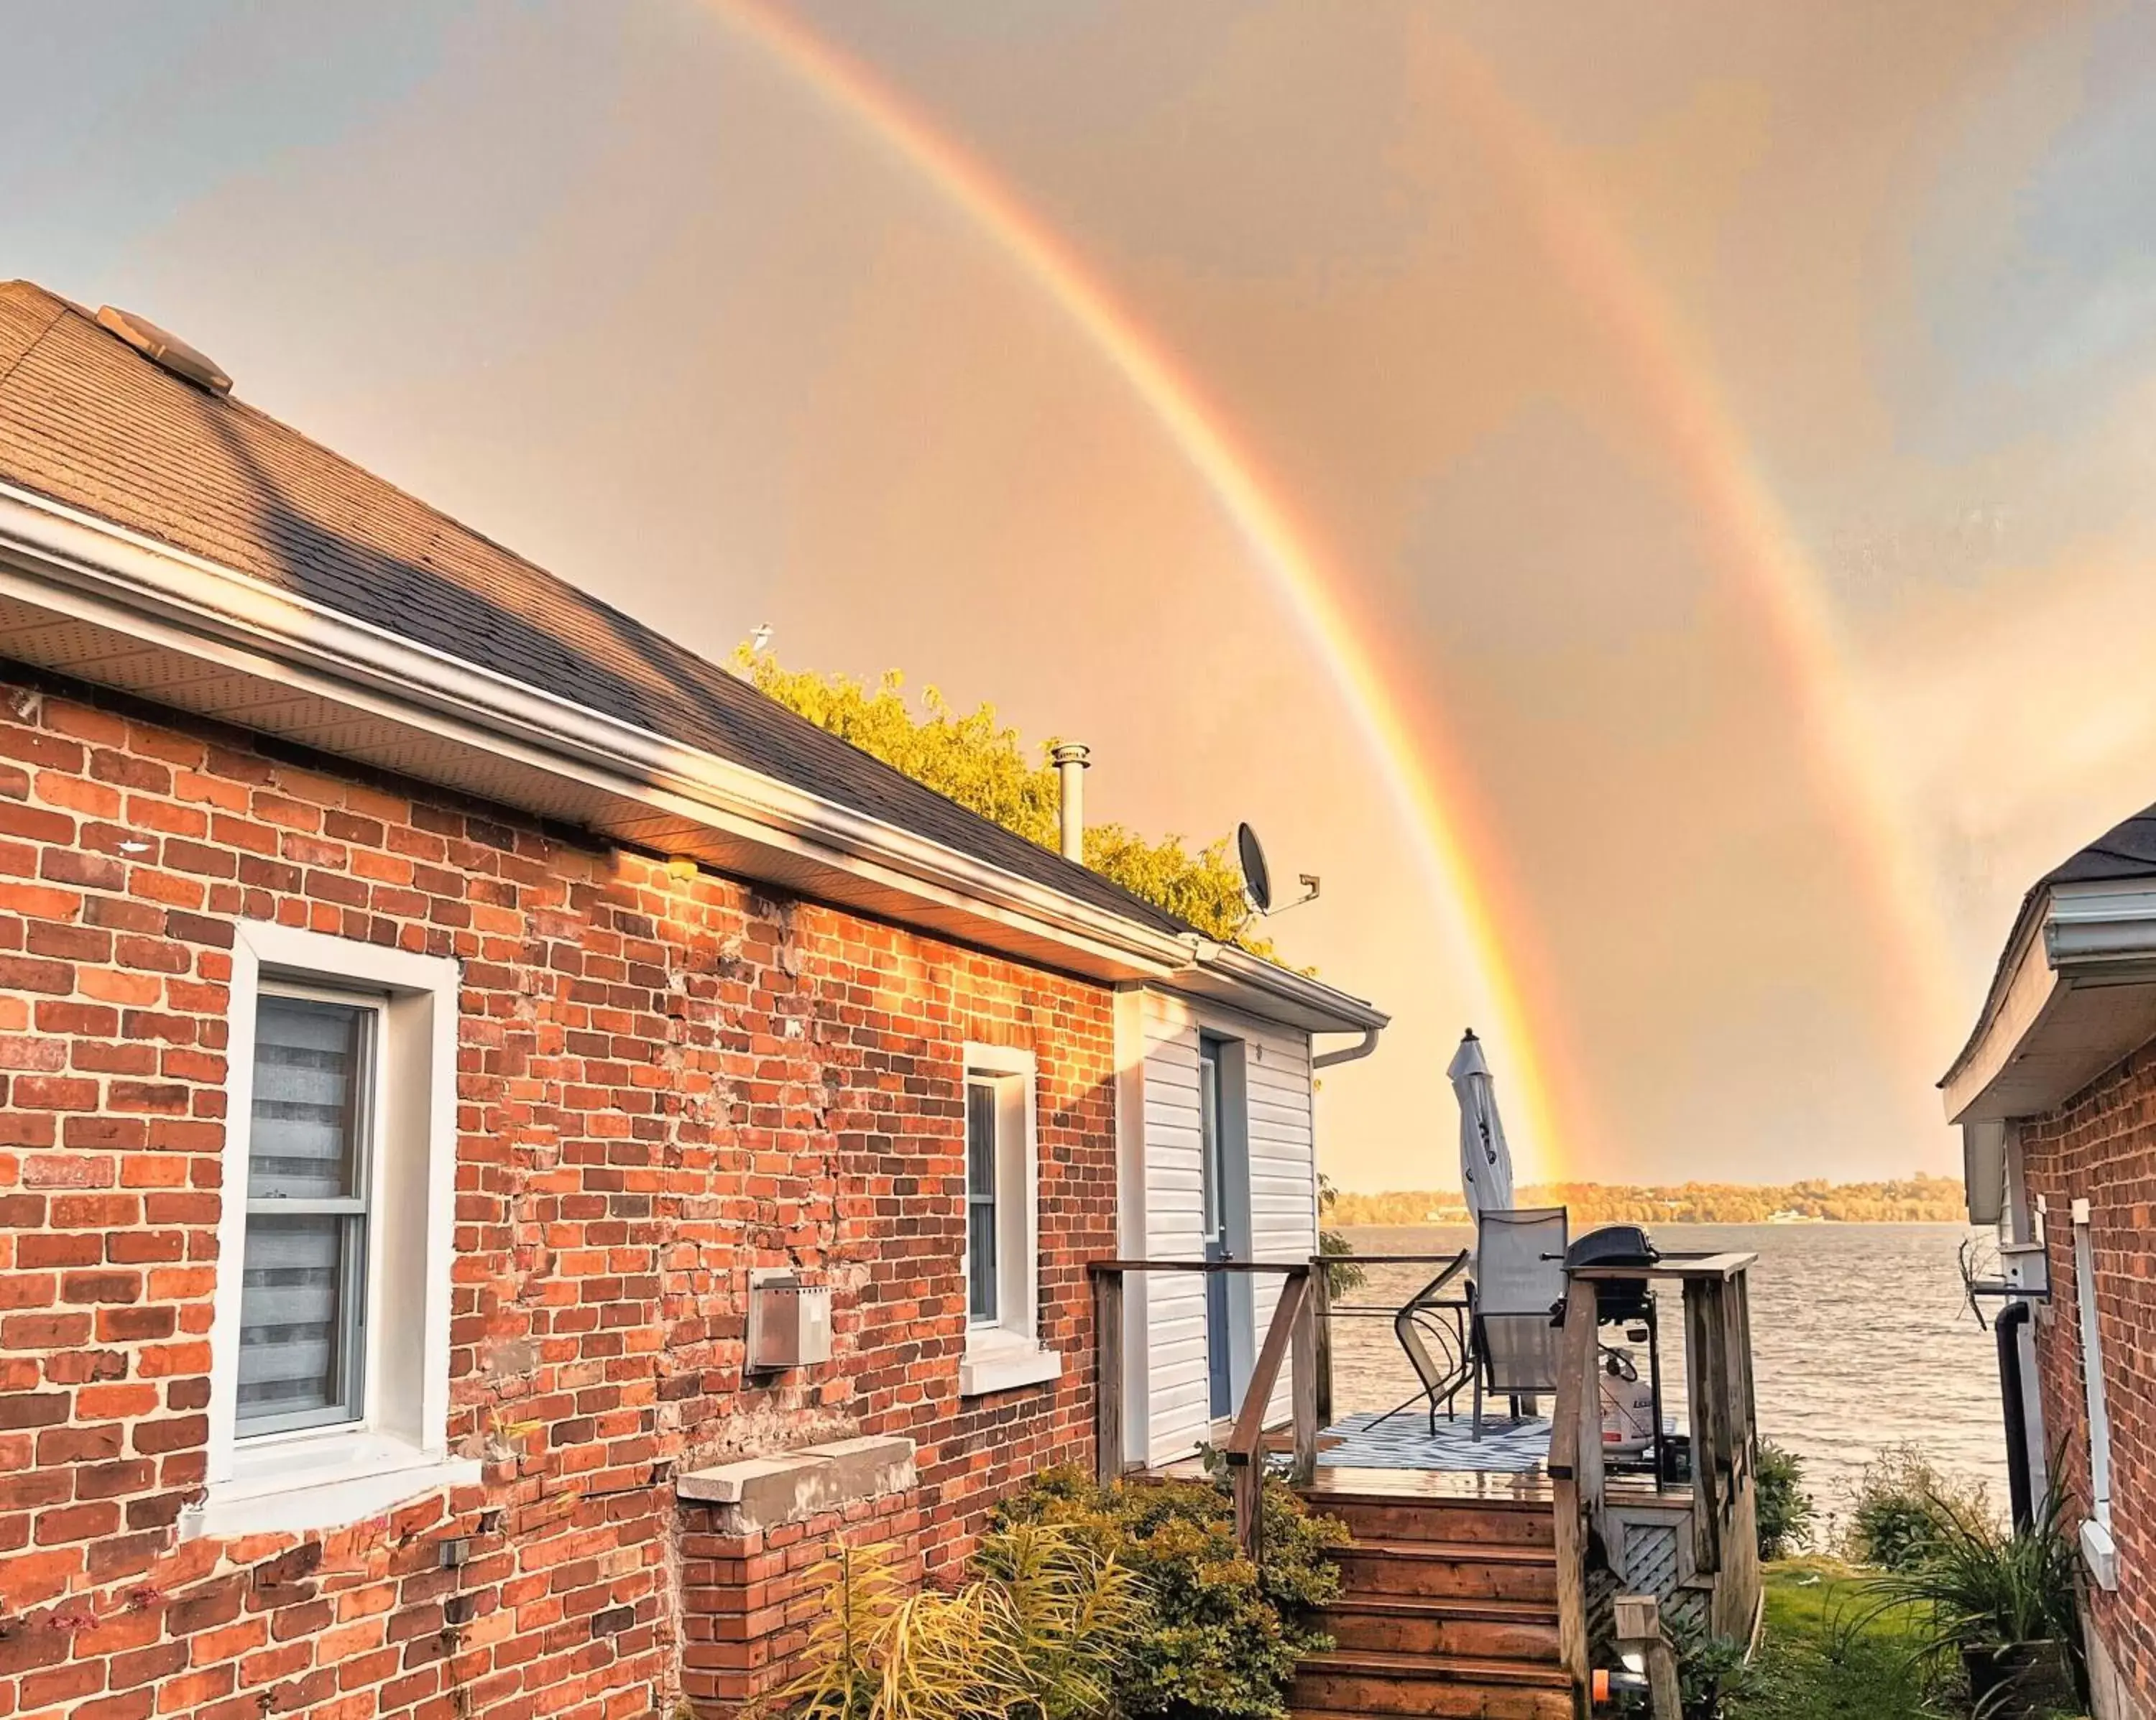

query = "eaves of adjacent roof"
[[1941, 805, 2156, 1126]]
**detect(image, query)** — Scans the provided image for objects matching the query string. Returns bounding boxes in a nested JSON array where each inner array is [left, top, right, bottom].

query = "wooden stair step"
[[1302, 1484, 1553, 1508], [1302, 1651, 1569, 1688], [1330, 1540, 1558, 1602], [1317, 1595, 1561, 1661], [1312, 1497, 1556, 1548], [1333, 1540, 1557, 1563], [1294, 1650, 1573, 1719]]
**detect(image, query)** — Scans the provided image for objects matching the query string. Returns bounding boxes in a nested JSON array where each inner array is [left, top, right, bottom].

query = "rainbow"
[[703, 9, 1966, 1172], [706, 0, 1577, 1174], [1417, 31, 1963, 1066]]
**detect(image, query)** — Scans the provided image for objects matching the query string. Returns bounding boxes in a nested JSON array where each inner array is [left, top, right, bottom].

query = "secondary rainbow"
[[708, 0, 1576, 1173], [1421, 31, 1964, 1068]]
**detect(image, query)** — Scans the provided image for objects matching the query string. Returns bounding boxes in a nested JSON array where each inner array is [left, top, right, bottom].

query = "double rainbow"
[[709, 5, 1958, 1176]]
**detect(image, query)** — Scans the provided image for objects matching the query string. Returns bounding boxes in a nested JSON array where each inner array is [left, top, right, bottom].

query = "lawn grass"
[[1727, 1558, 1933, 1719], [1726, 1560, 2089, 1720]]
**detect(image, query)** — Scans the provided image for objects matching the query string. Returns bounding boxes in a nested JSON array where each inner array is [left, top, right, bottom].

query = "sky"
[[9, 1, 2156, 1189]]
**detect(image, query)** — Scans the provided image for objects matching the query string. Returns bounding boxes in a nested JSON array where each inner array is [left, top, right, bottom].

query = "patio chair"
[[1469, 1206, 1569, 1441], [1391, 1252, 1473, 1434]]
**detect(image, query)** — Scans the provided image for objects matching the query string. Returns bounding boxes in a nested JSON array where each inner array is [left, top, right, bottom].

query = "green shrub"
[[1608, 1617, 1755, 1720], [767, 1524, 1148, 1720], [1842, 1444, 1989, 1571], [1317, 1175, 1365, 1297], [1672, 1620, 1756, 1719], [995, 1466, 1349, 1720], [1861, 1477, 2083, 1688], [1754, 1441, 1815, 1561]]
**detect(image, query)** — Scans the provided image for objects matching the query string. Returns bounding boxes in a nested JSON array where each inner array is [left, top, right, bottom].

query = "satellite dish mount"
[[1236, 822, 1319, 917]]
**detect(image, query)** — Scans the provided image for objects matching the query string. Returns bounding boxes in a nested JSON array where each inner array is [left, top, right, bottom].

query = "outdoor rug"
[[1314, 1407, 1552, 1474]]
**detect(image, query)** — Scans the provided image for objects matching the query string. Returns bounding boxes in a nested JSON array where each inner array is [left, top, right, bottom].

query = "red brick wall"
[[2017, 1044, 2156, 1716], [0, 672, 1118, 1719], [678, 1487, 923, 1709]]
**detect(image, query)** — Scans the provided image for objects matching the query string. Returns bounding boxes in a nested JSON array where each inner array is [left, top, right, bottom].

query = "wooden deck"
[[1097, 1248, 1763, 1719]]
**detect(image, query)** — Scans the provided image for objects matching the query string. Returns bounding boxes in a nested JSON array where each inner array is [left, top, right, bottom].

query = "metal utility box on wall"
[[1999, 1240, 2050, 1299], [747, 1272, 831, 1370]]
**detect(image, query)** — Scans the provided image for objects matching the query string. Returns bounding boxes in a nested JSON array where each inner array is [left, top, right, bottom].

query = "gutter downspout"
[[1996, 1299, 2035, 1532], [1313, 1026, 1381, 1070]]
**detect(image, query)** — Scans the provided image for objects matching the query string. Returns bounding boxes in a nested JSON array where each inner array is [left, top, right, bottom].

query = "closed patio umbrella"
[[1447, 1029, 1515, 1224]]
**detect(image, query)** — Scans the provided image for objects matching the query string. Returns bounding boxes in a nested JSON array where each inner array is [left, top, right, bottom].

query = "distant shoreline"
[[1337, 1216, 1971, 1228], [1324, 1174, 1968, 1228]]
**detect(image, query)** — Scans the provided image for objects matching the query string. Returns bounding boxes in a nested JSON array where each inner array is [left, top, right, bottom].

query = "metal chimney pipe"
[[1051, 743, 1090, 861]]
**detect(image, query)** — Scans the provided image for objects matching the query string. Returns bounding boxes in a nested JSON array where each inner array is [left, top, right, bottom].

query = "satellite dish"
[[1236, 822, 1273, 914]]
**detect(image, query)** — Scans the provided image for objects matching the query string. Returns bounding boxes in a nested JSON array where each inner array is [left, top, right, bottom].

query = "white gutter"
[[1312, 1027, 1381, 1070], [1943, 879, 2156, 1125], [1169, 939, 1391, 1039], [0, 484, 1194, 980]]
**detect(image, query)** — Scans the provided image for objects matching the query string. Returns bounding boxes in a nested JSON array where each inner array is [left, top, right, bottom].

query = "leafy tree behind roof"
[[739, 648, 1272, 956]]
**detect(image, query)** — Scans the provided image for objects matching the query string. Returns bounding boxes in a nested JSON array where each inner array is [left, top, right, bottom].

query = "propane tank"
[[1599, 1347, 1654, 1458]]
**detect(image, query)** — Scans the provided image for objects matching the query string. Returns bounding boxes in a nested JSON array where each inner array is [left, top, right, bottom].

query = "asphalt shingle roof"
[[2042, 805, 2156, 886], [0, 281, 1188, 936]]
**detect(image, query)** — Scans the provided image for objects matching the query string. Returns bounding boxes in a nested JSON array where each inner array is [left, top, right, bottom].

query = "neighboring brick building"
[[1945, 806, 2156, 1720], [0, 283, 1387, 1719]]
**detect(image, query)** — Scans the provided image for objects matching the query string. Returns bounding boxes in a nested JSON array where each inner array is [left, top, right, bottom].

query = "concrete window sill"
[[959, 1331, 1063, 1397], [183, 1438, 479, 1541], [677, 1435, 916, 1535], [2082, 1517, 2119, 1591]]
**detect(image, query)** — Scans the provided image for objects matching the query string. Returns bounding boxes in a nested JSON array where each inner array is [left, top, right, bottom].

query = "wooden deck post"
[[1616, 1594, 1682, 1720], [1715, 1269, 1763, 1643], [1549, 1276, 1600, 1719], [1092, 1267, 1124, 1485], [1291, 1269, 1319, 1486], [1227, 1269, 1309, 1567], [1309, 1254, 1334, 1432], [1684, 1277, 1726, 1575]]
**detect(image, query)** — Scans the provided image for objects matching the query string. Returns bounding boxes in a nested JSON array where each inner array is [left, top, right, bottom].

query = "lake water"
[[1331, 1223, 2004, 1521]]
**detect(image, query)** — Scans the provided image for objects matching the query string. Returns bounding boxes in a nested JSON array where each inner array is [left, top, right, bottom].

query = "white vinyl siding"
[[1130, 989, 1317, 1467]]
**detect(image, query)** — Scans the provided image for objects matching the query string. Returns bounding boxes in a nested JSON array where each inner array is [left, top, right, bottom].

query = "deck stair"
[[1295, 1482, 1574, 1720]]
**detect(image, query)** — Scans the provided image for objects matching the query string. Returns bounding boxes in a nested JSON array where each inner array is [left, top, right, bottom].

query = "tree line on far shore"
[[1328, 1173, 1968, 1226]]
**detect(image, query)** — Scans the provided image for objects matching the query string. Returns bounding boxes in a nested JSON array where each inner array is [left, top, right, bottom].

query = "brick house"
[[0, 283, 1387, 1719], [1945, 803, 2156, 1720]]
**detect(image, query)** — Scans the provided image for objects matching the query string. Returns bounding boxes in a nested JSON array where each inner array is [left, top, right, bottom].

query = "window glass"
[[966, 1081, 998, 1323], [2073, 1219, 2114, 1523], [238, 996, 372, 1432], [1199, 1045, 1223, 1244]]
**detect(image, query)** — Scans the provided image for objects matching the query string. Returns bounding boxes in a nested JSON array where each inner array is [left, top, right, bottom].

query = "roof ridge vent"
[[94, 305, 232, 397]]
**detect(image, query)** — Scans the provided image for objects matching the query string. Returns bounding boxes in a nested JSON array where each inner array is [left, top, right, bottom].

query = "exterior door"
[[1199, 1040, 1234, 1418]]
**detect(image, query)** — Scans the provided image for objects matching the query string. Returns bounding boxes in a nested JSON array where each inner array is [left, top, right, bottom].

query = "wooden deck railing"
[[1547, 1275, 1605, 1706], [1552, 1252, 1763, 1714], [1090, 1244, 1762, 1681], [1087, 1259, 1319, 1565]]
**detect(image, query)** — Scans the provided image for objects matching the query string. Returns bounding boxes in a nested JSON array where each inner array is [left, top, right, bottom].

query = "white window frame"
[[957, 1043, 1060, 1397], [238, 979, 381, 1438], [2070, 1198, 2119, 1589], [190, 923, 474, 1539]]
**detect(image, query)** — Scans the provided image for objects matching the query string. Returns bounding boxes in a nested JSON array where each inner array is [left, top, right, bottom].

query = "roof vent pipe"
[[1052, 743, 1089, 863]]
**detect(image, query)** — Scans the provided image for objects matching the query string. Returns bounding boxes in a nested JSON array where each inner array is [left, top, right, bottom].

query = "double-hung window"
[[966, 1081, 1001, 1324], [195, 923, 473, 1540], [239, 989, 377, 1434], [957, 1043, 1060, 1397]]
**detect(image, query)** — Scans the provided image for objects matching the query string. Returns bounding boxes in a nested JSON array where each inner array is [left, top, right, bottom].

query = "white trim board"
[[0, 482, 1386, 1037]]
